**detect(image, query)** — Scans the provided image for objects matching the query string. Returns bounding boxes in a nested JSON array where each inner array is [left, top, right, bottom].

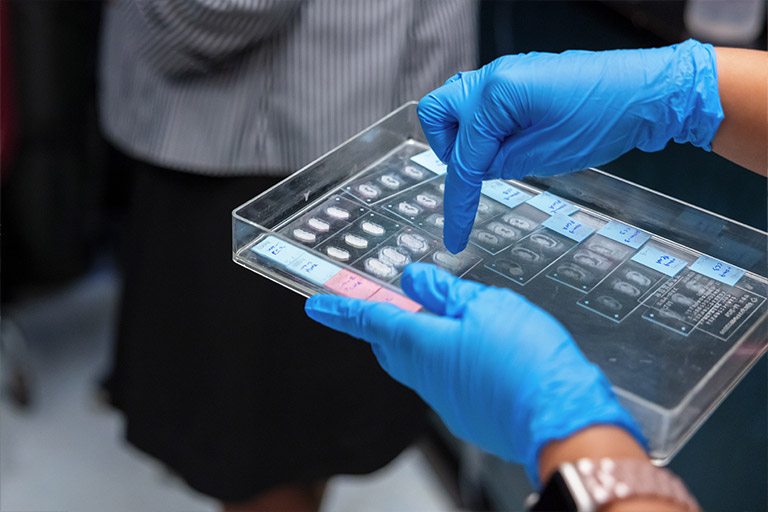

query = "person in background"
[[306, 40, 766, 511], [98, 1, 477, 510]]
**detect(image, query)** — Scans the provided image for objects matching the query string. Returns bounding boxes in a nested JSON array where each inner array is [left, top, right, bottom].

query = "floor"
[[0, 264, 458, 512]]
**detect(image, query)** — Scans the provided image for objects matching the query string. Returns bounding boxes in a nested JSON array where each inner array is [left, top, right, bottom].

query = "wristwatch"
[[526, 458, 700, 512]]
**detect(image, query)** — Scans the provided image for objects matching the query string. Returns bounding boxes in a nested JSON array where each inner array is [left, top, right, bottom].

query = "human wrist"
[[535, 428, 698, 512], [537, 425, 648, 485]]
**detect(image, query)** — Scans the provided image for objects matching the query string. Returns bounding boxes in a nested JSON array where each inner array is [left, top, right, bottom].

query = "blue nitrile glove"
[[418, 39, 724, 252], [304, 263, 644, 485]]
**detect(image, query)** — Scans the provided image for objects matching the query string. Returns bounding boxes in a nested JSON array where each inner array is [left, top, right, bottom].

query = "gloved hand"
[[418, 39, 723, 252], [305, 263, 644, 485]]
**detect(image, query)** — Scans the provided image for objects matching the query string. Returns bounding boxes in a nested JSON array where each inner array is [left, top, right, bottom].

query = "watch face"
[[530, 471, 578, 512]]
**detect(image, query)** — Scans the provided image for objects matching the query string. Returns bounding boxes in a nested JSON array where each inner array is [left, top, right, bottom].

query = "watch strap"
[[529, 458, 700, 512]]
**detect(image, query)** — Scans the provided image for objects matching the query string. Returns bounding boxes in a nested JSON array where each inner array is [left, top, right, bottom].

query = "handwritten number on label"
[[712, 262, 732, 278], [502, 189, 520, 201], [563, 220, 580, 234], [619, 227, 639, 244], [548, 199, 565, 213], [342, 276, 362, 291], [655, 255, 677, 267]]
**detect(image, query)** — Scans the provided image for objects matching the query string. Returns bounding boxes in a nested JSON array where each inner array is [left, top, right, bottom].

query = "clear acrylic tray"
[[233, 102, 768, 464]]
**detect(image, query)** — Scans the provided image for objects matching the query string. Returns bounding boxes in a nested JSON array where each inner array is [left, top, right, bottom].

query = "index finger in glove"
[[441, 169, 483, 253]]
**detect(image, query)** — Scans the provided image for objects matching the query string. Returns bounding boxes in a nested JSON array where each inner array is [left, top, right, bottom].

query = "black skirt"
[[107, 155, 427, 502]]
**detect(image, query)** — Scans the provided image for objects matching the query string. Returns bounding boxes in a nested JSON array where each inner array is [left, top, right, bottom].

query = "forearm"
[[711, 47, 768, 175], [538, 426, 687, 512]]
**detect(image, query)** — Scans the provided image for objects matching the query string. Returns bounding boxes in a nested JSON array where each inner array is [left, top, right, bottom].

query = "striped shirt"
[[99, 0, 478, 176]]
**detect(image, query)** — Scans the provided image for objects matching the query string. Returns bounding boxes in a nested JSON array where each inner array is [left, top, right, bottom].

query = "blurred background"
[[1, 1, 766, 511]]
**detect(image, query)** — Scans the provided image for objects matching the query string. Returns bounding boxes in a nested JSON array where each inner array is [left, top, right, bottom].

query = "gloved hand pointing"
[[305, 263, 644, 484], [418, 39, 723, 252]]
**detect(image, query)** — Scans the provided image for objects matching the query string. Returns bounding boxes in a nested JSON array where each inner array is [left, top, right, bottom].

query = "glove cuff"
[[523, 368, 646, 488], [670, 39, 724, 151]]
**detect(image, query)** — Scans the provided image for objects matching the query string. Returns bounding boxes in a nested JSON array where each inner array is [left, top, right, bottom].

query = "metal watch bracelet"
[[528, 458, 701, 512]]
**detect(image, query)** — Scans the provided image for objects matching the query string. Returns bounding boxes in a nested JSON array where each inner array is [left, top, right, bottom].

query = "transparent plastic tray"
[[233, 102, 768, 464]]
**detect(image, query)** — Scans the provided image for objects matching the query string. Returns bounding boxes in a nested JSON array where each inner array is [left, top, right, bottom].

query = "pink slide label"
[[368, 288, 422, 312], [324, 270, 381, 299]]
